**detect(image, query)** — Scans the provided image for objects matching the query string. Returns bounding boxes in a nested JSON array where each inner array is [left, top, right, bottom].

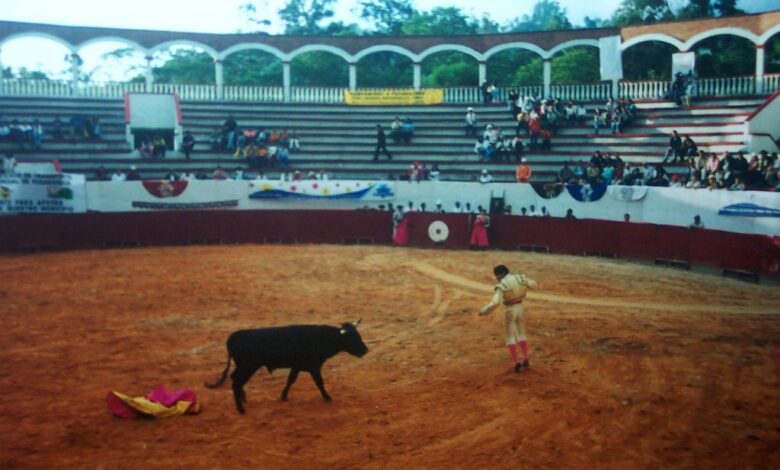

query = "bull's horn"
[[353, 319, 362, 326]]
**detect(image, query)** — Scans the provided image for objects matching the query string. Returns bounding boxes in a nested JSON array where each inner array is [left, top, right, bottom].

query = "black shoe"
[[514, 363, 523, 373], [521, 359, 529, 369]]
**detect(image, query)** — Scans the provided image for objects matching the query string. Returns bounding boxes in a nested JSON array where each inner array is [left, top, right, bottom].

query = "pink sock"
[[507, 344, 518, 365], [518, 341, 528, 361]]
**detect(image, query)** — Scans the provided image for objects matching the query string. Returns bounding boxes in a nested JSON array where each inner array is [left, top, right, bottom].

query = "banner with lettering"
[[344, 89, 444, 106], [0, 173, 87, 214]]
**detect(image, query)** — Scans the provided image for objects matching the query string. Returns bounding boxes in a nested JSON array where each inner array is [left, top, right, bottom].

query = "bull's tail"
[[205, 349, 232, 388]]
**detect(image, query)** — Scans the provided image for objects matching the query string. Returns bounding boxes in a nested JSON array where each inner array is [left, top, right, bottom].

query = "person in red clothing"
[[528, 116, 542, 150], [516, 157, 532, 183], [470, 209, 490, 249]]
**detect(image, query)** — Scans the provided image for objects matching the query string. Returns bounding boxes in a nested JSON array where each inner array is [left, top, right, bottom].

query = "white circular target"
[[428, 220, 449, 243]]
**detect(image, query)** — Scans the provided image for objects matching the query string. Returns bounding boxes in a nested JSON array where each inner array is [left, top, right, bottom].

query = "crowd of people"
[[592, 97, 637, 135], [0, 114, 102, 150], [665, 71, 695, 107], [213, 115, 301, 169]]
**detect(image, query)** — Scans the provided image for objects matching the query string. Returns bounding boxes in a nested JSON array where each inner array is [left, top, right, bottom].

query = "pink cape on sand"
[[107, 385, 201, 419]]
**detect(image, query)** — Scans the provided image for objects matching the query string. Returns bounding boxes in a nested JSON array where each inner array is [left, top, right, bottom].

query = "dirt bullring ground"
[[1, 244, 779, 468]]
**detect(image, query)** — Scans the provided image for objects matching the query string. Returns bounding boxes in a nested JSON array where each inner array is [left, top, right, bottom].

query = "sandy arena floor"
[[1, 245, 779, 469]]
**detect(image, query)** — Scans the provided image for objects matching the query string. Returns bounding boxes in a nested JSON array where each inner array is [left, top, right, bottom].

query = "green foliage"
[[506, 0, 572, 32], [278, 0, 336, 35], [512, 59, 544, 86], [677, 0, 713, 20], [357, 52, 412, 87], [152, 49, 214, 84], [551, 48, 600, 84], [422, 52, 477, 87], [401, 7, 478, 35], [622, 41, 676, 79], [290, 51, 347, 86], [610, 0, 674, 26], [223, 50, 282, 86], [692, 36, 755, 78], [714, 0, 743, 17], [767, 35, 780, 74], [359, 0, 414, 35], [9, 67, 50, 80], [487, 50, 541, 85]]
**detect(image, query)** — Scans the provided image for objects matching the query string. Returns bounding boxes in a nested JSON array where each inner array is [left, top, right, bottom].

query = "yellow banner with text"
[[344, 89, 444, 105]]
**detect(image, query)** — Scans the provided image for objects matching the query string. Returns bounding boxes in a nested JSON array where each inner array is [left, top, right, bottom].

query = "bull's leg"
[[309, 367, 331, 402], [280, 368, 300, 401], [231, 366, 256, 414]]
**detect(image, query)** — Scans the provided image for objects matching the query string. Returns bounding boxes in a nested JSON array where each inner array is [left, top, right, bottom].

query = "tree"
[[551, 48, 600, 84], [357, 52, 413, 87], [677, 0, 713, 20], [401, 7, 478, 36], [223, 50, 282, 86], [422, 52, 477, 87], [278, 0, 336, 35], [714, 0, 743, 17], [506, 0, 572, 32], [290, 51, 347, 86], [359, 0, 414, 35], [611, 0, 674, 26], [152, 49, 215, 85]]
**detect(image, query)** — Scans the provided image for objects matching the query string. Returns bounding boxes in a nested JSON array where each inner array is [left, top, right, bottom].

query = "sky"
[[1, 0, 778, 80]]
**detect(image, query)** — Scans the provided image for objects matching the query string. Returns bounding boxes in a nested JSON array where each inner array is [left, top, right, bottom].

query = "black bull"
[[206, 321, 368, 413]]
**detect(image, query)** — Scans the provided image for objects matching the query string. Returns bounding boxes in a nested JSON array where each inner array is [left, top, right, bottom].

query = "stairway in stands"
[[0, 94, 765, 181]]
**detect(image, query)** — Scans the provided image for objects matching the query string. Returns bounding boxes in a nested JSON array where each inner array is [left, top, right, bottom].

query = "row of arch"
[[2, 25, 780, 63]]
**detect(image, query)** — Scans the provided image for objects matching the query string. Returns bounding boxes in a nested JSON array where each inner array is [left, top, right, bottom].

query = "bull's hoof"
[[237, 407, 246, 414], [322, 396, 332, 402]]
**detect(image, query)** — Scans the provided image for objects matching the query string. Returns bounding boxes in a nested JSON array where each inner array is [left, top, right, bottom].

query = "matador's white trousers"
[[503, 304, 527, 345]]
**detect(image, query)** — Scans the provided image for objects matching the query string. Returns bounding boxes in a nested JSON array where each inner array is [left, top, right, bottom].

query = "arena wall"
[[1, 210, 778, 277]]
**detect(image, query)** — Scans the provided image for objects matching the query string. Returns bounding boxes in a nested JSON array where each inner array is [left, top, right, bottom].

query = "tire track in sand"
[[406, 261, 779, 316]]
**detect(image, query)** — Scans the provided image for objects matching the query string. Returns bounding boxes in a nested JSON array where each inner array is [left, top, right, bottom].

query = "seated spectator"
[[52, 116, 64, 140], [689, 214, 705, 229], [669, 174, 683, 188], [288, 130, 300, 150], [479, 169, 493, 184], [565, 208, 576, 219], [512, 134, 525, 161], [125, 165, 140, 181], [528, 116, 542, 150], [234, 167, 244, 181], [95, 166, 109, 181], [610, 110, 621, 134], [686, 173, 703, 189], [540, 129, 552, 152], [516, 157, 532, 183], [223, 115, 238, 150], [212, 166, 227, 180], [557, 161, 576, 184], [729, 176, 746, 191], [408, 160, 424, 183], [564, 101, 577, 125], [390, 117, 403, 143], [681, 136, 697, 159], [593, 108, 604, 135], [164, 168, 179, 181], [111, 170, 126, 182], [428, 163, 441, 181], [138, 140, 153, 159], [32, 119, 44, 148], [152, 136, 167, 159]]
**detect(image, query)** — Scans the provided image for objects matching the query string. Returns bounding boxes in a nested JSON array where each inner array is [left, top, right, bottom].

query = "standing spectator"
[[111, 169, 126, 182], [689, 215, 705, 229], [138, 139, 153, 159], [480, 80, 490, 104], [470, 209, 490, 249], [663, 131, 682, 163], [223, 115, 238, 151], [465, 107, 477, 136], [52, 116, 64, 140], [373, 125, 392, 160], [2, 153, 16, 175], [428, 163, 441, 181], [408, 161, 424, 183], [516, 157, 532, 183], [152, 135, 167, 159], [681, 136, 697, 159], [392, 205, 409, 246], [181, 130, 195, 160], [288, 130, 300, 151], [512, 134, 524, 161]]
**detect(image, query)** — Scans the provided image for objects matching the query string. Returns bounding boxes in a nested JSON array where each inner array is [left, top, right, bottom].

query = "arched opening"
[[1, 36, 72, 80], [290, 51, 348, 87], [487, 49, 542, 86], [356, 51, 412, 87], [421, 51, 477, 87], [223, 49, 282, 86], [622, 41, 677, 80], [150, 46, 215, 84], [77, 41, 145, 83], [690, 35, 755, 78], [550, 46, 599, 84], [765, 32, 780, 75]]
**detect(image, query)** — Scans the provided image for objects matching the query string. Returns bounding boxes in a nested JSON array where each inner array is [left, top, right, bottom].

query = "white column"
[[70, 53, 81, 96], [144, 55, 154, 92], [755, 45, 765, 94], [478, 61, 487, 86], [413, 62, 422, 90], [612, 79, 620, 99], [0, 47, 4, 94], [349, 62, 357, 90], [214, 59, 224, 100], [543, 59, 551, 99], [283, 61, 291, 102]]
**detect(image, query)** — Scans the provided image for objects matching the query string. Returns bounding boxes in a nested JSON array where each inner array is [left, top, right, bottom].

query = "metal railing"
[[1, 76, 778, 103]]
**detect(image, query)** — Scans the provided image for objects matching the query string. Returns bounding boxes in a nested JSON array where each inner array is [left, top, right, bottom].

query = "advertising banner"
[[0, 173, 86, 214], [344, 89, 444, 105]]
